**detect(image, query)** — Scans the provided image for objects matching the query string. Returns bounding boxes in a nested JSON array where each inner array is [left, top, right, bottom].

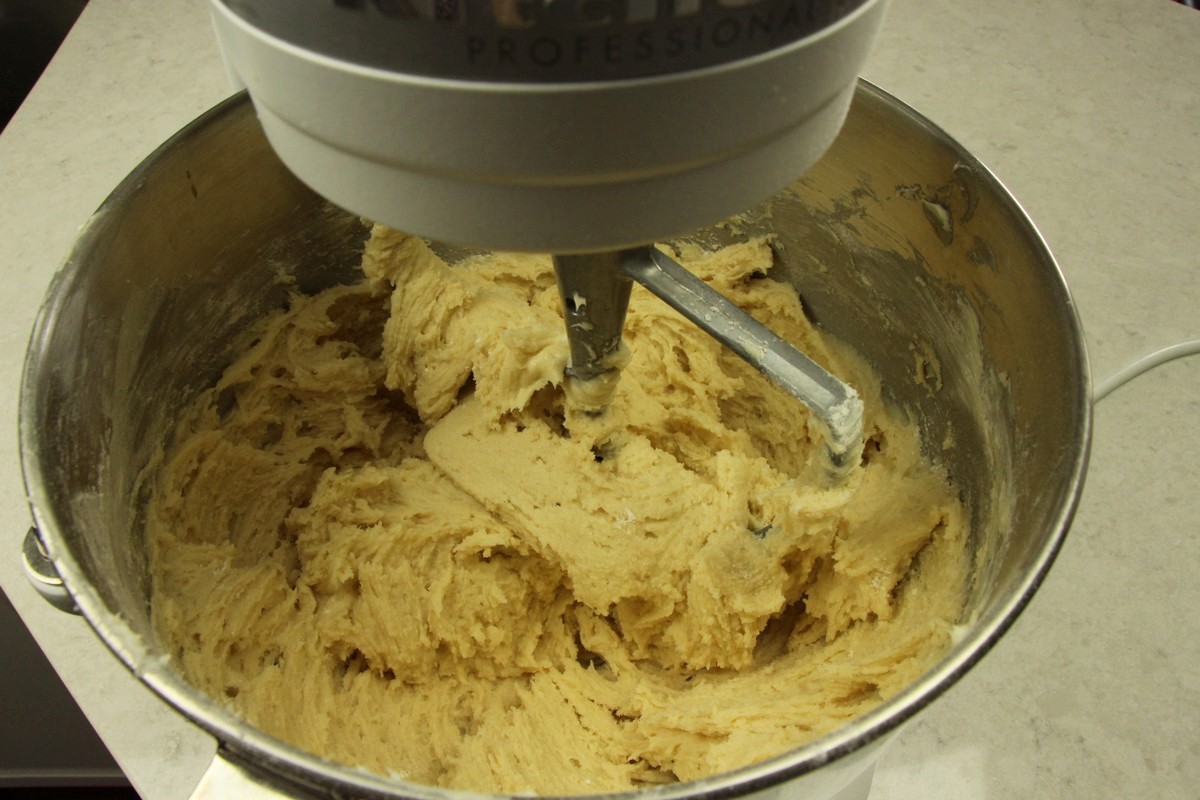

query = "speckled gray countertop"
[[1, 1, 1197, 797]]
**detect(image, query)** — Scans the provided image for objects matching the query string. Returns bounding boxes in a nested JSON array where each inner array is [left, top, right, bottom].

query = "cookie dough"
[[147, 227, 966, 794]]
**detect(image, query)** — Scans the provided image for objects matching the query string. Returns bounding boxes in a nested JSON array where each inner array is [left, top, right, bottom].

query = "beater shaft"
[[552, 252, 634, 384]]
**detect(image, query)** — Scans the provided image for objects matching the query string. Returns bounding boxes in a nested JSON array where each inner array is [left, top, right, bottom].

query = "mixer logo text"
[[340, 1, 774, 26], [472, 1, 859, 72], [331, 0, 867, 78]]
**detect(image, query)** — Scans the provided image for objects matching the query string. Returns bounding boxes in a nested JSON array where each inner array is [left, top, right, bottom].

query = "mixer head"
[[211, 0, 888, 253]]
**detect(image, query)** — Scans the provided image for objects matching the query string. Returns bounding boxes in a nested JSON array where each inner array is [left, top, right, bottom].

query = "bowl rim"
[[18, 81, 1092, 800]]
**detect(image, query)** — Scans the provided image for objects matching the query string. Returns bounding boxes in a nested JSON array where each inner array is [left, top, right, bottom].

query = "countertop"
[[1, 1, 1197, 798]]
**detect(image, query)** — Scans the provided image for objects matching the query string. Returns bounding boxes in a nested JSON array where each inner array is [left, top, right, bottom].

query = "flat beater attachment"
[[553, 247, 863, 485]]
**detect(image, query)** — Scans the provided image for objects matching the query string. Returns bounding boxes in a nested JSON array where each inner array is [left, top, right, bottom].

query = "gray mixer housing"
[[211, 0, 889, 252]]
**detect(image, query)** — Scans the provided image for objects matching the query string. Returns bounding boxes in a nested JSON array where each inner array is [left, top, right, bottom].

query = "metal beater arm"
[[553, 247, 864, 483]]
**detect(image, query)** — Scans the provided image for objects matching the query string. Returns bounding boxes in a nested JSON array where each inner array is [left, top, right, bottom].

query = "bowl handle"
[[22, 527, 78, 615]]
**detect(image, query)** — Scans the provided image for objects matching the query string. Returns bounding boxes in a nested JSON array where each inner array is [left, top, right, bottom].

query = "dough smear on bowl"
[[147, 226, 968, 794]]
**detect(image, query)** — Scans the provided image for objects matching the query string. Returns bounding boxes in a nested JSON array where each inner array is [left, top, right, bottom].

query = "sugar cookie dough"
[[148, 227, 966, 794]]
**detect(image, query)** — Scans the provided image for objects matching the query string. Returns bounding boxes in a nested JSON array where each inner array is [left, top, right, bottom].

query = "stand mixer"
[[210, 0, 888, 478], [12, 6, 1095, 800]]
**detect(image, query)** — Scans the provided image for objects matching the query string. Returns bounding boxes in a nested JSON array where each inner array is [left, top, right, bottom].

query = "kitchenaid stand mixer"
[[13, 5, 1094, 799], [211, 0, 889, 481]]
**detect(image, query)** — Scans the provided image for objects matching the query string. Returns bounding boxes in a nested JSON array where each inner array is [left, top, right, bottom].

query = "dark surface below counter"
[[0, 0, 89, 130], [0, 587, 135, 794]]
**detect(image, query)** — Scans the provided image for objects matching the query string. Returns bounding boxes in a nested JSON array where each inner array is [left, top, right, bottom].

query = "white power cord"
[[1093, 339, 1200, 402]]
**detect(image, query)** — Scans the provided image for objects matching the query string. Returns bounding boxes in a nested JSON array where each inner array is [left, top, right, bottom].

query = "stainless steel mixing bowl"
[[19, 85, 1090, 800]]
